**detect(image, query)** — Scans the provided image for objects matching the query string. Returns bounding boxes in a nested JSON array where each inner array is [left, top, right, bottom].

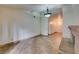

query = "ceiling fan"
[[44, 7, 52, 17]]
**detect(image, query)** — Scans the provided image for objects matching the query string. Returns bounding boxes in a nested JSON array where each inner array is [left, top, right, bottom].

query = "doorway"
[[48, 8, 63, 35], [48, 8, 63, 53]]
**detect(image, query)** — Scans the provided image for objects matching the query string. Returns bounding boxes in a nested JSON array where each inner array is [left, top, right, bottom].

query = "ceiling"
[[0, 4, 61, 11], [0, 4, 62, 16]]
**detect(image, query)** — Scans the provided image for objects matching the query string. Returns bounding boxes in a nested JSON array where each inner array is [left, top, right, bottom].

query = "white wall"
[[63, 5, 79, 38], [16, 12, 40, 40], [0, 7, 40, 44], [40, 16, 48, 35]]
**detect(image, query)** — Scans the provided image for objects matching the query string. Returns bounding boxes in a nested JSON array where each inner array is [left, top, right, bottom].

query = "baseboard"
[[48, 33, 54, 35], [0, 34, 48, 46], [18, 34, 42, 41], [40, 34, 48, 37], [0, 40, 20, 47]]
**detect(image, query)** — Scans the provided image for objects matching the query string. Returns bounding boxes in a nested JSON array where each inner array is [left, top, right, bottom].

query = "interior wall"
[[0, 15, 2, 43], [48, 10, 63, 34], [40, 16, 48, 35], [16, 13, 40, 40], [63, 5, 79, 38], [0, 7, 40, 44]]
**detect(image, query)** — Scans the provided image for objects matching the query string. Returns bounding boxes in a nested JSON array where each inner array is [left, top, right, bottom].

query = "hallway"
[[0, 4, 77, 54]]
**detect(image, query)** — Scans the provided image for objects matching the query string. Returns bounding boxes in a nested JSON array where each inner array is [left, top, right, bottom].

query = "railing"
[[68, 25, 79, 54]]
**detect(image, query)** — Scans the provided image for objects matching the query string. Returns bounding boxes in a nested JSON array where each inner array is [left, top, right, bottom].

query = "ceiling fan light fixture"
[[44, 13, 51, 17], [44, 7, 51, 17]]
